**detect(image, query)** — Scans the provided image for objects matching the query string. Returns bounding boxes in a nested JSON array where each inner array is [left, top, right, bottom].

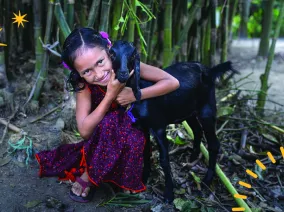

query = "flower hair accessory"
[[62, 61, 71, 70], [99, 31, 112, 46]]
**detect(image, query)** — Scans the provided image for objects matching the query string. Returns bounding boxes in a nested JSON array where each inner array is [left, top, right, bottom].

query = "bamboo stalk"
[[3, 0, 11, 79], [148, 5, 158, 63], [99, 0, 111, 32], [87, 0, 101, 28], [256, 1, 284, 112], [228, 0, 238, 42], [78, 0, 87, 27], [209, 0, 217, 66], [191, 21, 199, 61], [163, 0, 172, 67], [182, 121, 252, 212], [32, 0, 43, 77], [32, 0, 55, 101], [126, 0, 136, 43], [203, 15, 211, 65], [140, 0, 152, 62], [0, 49, 8, 88], [54, 0, 71, 39], [171, 0, 202, 63], [258, 0, 275, 57], [67, 0, 75, 29], [220, 0, 229, 63], [0, 2, 8, 88], [110, 0, 123, 40]]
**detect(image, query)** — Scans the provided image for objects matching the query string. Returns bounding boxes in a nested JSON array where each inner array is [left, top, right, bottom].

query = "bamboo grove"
[[0, 0, 283, 112]]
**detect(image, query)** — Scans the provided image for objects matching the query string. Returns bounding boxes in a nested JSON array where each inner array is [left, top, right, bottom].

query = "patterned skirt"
[[36, 109, 146, 192]]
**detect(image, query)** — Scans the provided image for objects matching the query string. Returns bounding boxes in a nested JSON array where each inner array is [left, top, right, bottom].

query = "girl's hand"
[[105, 70, 125, 100], [116, 70, 135, 106], [116, 87, 136, 106]]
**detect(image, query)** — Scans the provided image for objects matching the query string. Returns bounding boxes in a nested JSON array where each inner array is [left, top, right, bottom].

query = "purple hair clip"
[[62, 61, 71, 70], [99, 31, 112, 46]]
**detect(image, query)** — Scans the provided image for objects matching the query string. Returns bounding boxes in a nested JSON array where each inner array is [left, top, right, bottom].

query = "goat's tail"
[[209, 61, 239, 81]]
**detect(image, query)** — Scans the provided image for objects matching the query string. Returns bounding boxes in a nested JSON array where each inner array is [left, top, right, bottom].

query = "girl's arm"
[[76, 70, 124, 140], [116, 62, 180, 106]]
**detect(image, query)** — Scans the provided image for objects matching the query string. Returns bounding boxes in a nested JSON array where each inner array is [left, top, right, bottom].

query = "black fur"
[[110, 41, 238, 203]]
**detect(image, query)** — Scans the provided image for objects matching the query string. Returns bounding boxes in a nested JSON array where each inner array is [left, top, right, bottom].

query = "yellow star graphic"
[[12, 11, 28, 28], [0, 28, 7, 47]]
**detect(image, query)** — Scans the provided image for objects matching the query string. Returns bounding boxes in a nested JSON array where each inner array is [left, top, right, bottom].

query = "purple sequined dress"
[[36, 85, 146, 192]]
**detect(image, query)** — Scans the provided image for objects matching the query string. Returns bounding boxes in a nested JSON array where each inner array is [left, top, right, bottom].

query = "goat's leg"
[[199, 116, 220, 186], [142, 130, 151, 184], [186, 116, 203, 162], [151, 128, 174, 203]]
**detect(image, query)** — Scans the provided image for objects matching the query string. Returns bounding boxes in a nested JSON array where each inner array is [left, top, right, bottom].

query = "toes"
[[82, 187, 90, 197], [72, 182, 82, 196]]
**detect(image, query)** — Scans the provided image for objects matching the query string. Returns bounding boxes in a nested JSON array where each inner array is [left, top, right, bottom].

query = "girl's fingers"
[[110, 70, 115, 82]]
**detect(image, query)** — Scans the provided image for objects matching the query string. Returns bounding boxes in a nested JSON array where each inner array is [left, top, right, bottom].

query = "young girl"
[[36, 27, 179, 203]]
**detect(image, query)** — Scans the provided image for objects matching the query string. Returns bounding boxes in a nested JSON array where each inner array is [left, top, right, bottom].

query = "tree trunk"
[[258, 0, 274, 57], [256, 1, 284, 113], [239, 0, 251, 38]]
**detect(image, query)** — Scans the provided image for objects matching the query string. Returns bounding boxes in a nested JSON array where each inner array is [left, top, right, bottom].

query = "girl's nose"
[[92, 68, 105, 80]]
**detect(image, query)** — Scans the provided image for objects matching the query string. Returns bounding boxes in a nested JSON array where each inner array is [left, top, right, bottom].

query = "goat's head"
[[109, 40, 137, 83]]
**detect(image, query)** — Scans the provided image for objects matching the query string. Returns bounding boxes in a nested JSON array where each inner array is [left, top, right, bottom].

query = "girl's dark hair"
[[62, 27, 109, 92]]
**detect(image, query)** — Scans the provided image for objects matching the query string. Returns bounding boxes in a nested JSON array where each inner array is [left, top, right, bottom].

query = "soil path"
[[228, 38, 284, 111]]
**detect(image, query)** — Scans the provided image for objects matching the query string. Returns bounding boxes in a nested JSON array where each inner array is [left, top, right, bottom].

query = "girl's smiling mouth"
[[96, 71, 110, 83]]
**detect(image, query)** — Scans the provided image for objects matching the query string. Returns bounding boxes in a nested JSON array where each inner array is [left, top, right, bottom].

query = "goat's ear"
[[109, 48, 116, 62]]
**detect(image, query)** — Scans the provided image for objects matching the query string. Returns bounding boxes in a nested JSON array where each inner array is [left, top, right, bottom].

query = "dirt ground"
[[0, 38, 284, 212]]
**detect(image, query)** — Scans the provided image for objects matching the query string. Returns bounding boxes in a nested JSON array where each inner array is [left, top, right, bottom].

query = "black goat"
[[110, 41, 238, 203]]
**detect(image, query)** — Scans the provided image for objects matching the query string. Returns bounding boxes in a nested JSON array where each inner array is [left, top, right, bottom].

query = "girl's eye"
[[83, 70, 90, 75], [98, 59, 104, 65]]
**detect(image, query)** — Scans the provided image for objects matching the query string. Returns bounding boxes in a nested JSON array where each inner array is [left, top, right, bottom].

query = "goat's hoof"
[[163, 193, 174, 204], [202, 170, 215, 187]]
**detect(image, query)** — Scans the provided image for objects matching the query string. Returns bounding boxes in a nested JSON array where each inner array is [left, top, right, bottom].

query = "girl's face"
[[74, 47, 113, 86]]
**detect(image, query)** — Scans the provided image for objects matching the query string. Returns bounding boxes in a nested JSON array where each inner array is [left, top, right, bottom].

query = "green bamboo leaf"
[[24, 200, 42, 208], [217, 106, 234, 118], [181, 201, 198, 212], [167, 135, 175, 143], [174, 136, 187, 145], [174, 198, 187, 210], [190, 171, 201, 183], [118, 16, 125, 23], [182, 121, 194, 140], [262, 133, 279, 144], [174, 188, 186, 195]]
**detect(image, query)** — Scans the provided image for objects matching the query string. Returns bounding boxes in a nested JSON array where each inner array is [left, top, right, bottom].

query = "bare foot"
[[71, 171, 91, 197]]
